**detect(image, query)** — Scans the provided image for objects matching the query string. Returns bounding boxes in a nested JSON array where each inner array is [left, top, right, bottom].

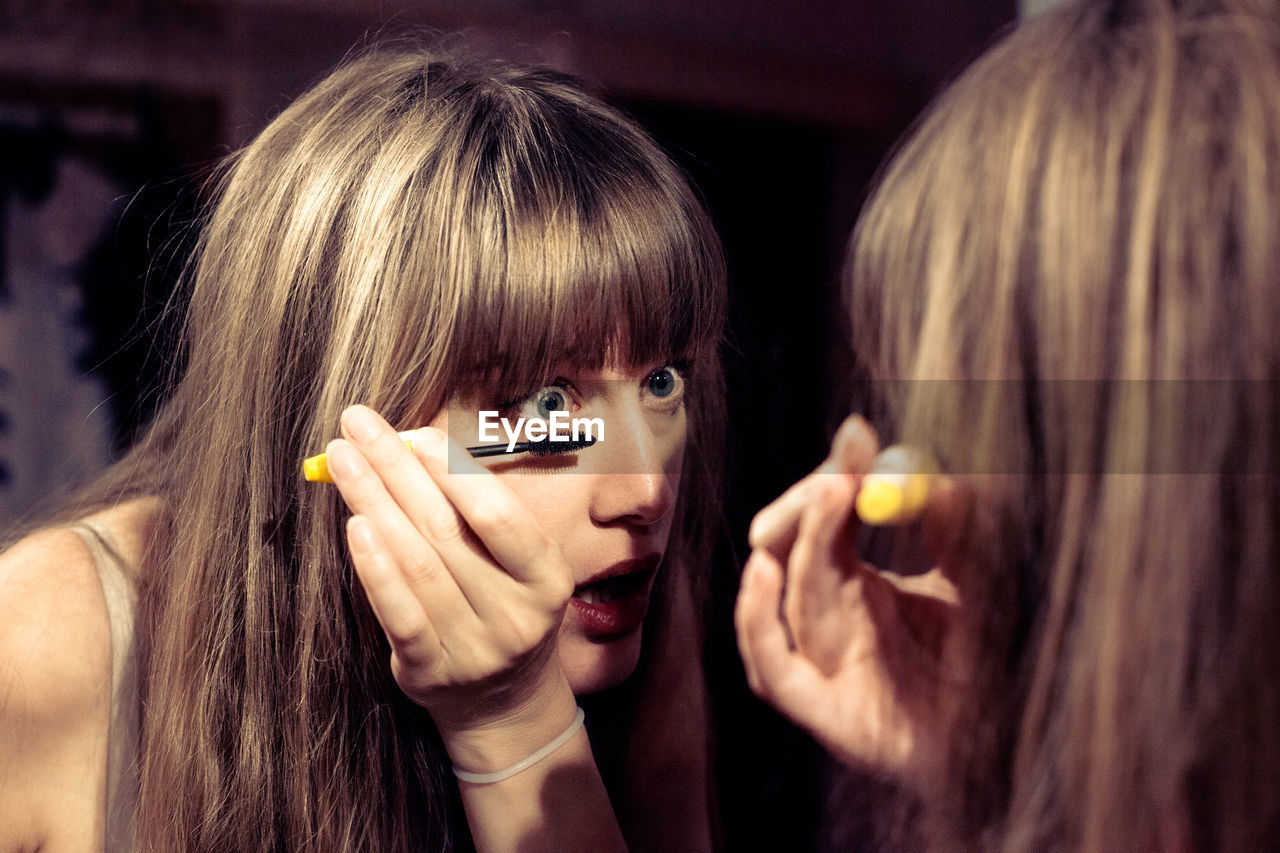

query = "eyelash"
[[665, 359, 694, 383], [497, 360, 694, 417], [496, 377, 579, 416]]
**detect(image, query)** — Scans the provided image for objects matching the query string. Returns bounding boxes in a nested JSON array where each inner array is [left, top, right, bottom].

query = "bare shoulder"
[[0, 496, 160, 714], [0, 524, 114, 717], [0, 498, 158, 849]]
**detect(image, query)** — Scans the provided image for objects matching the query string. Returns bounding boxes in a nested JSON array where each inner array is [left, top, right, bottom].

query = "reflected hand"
[[734, 415, 965, 788]]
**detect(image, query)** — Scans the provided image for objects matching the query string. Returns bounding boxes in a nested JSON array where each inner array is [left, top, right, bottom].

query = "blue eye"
[[527, 385, 570, 420], [646, 366, 683, 399]]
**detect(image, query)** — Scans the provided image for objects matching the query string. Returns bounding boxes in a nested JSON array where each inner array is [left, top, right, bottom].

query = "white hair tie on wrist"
[[452, 707, 587, 784]]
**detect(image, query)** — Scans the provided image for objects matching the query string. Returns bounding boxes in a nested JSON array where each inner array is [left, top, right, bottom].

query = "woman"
[[737, 0, 1280, 850], [0, 48, 725, 851]]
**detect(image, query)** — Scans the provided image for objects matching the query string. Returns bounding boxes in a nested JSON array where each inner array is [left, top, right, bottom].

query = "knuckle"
[[501, 617, 547, 657], [468, 496, 518, 532], [473, 645, 512, 677], [392, 646, 441, 694], [813, 473, 855, 507], [390, 652, 422, 690], [749, 499, 790, 547], [400, 549, 441, 586], [421, 506, 464, 542], [389, 624, 427, 657], [542, 570, 575, 605], [369, 433, 413, 468], [340, 471, 385, 511]]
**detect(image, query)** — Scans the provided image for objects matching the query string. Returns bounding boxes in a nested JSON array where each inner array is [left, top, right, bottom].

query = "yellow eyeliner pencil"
[[854, 446, 935, 526]]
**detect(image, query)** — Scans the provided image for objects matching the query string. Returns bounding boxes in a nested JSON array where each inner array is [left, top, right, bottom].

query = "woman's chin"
[[558, 628, 644, 695]]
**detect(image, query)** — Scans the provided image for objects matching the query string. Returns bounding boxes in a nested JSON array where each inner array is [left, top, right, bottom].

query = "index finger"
[[748, 415, 879, 554]]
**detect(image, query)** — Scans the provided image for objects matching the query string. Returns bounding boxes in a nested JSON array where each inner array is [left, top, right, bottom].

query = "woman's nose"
[[587, 415, 680, 527]]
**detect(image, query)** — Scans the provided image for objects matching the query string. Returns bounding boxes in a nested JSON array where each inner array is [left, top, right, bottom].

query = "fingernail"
[[342, 406, 381, 443], [327, 441, 361, 480]]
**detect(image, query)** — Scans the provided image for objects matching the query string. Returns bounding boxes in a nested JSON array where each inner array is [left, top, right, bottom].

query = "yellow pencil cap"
[[855, 446, 933, 526], [302, 454, 332, 483]]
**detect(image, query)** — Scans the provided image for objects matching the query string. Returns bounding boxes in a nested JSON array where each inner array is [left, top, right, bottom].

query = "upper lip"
[[574, 552, 663, 592]]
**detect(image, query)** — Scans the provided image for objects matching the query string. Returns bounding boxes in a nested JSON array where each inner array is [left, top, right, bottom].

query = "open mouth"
[[568, 555, 661, 639], [573, 568, 655, 604]]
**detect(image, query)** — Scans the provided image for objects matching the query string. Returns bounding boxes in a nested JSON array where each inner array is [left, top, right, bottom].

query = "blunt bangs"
[[453, 180, 723, 401], [401, 64, 725, 406]]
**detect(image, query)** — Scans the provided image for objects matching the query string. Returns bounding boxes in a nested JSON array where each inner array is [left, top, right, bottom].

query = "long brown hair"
[[849, 0, 1280, 849], [73, 48, 725, 851]]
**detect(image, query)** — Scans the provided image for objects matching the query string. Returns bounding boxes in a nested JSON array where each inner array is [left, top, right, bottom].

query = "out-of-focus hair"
[[849, 0, 1280, 849]]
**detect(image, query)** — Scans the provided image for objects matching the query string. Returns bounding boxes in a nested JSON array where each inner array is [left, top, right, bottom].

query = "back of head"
[[849, 0, 1280, 848]]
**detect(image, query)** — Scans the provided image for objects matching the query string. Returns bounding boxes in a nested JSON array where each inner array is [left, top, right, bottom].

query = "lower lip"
[[568, 585, 652, 640]]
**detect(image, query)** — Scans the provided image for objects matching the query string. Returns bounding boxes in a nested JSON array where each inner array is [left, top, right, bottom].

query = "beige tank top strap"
[[70, 522, 139, 853]]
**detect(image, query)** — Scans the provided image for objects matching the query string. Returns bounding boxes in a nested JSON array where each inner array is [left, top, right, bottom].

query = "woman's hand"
[[327, 404, 628, 852], [734, 415, 965, 789], [324, 404, 579, 769]]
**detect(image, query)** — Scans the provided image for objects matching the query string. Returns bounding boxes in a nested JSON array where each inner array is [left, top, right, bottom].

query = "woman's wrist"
[[436, 667, 581, 775], [452, 706, 585, 783]]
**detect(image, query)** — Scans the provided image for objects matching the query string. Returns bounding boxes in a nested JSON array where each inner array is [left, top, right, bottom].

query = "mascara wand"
[[302, 433, 597, 482]]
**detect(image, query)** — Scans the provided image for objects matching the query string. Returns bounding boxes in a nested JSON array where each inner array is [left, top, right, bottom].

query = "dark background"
[[0, 0, 1017, 848]]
